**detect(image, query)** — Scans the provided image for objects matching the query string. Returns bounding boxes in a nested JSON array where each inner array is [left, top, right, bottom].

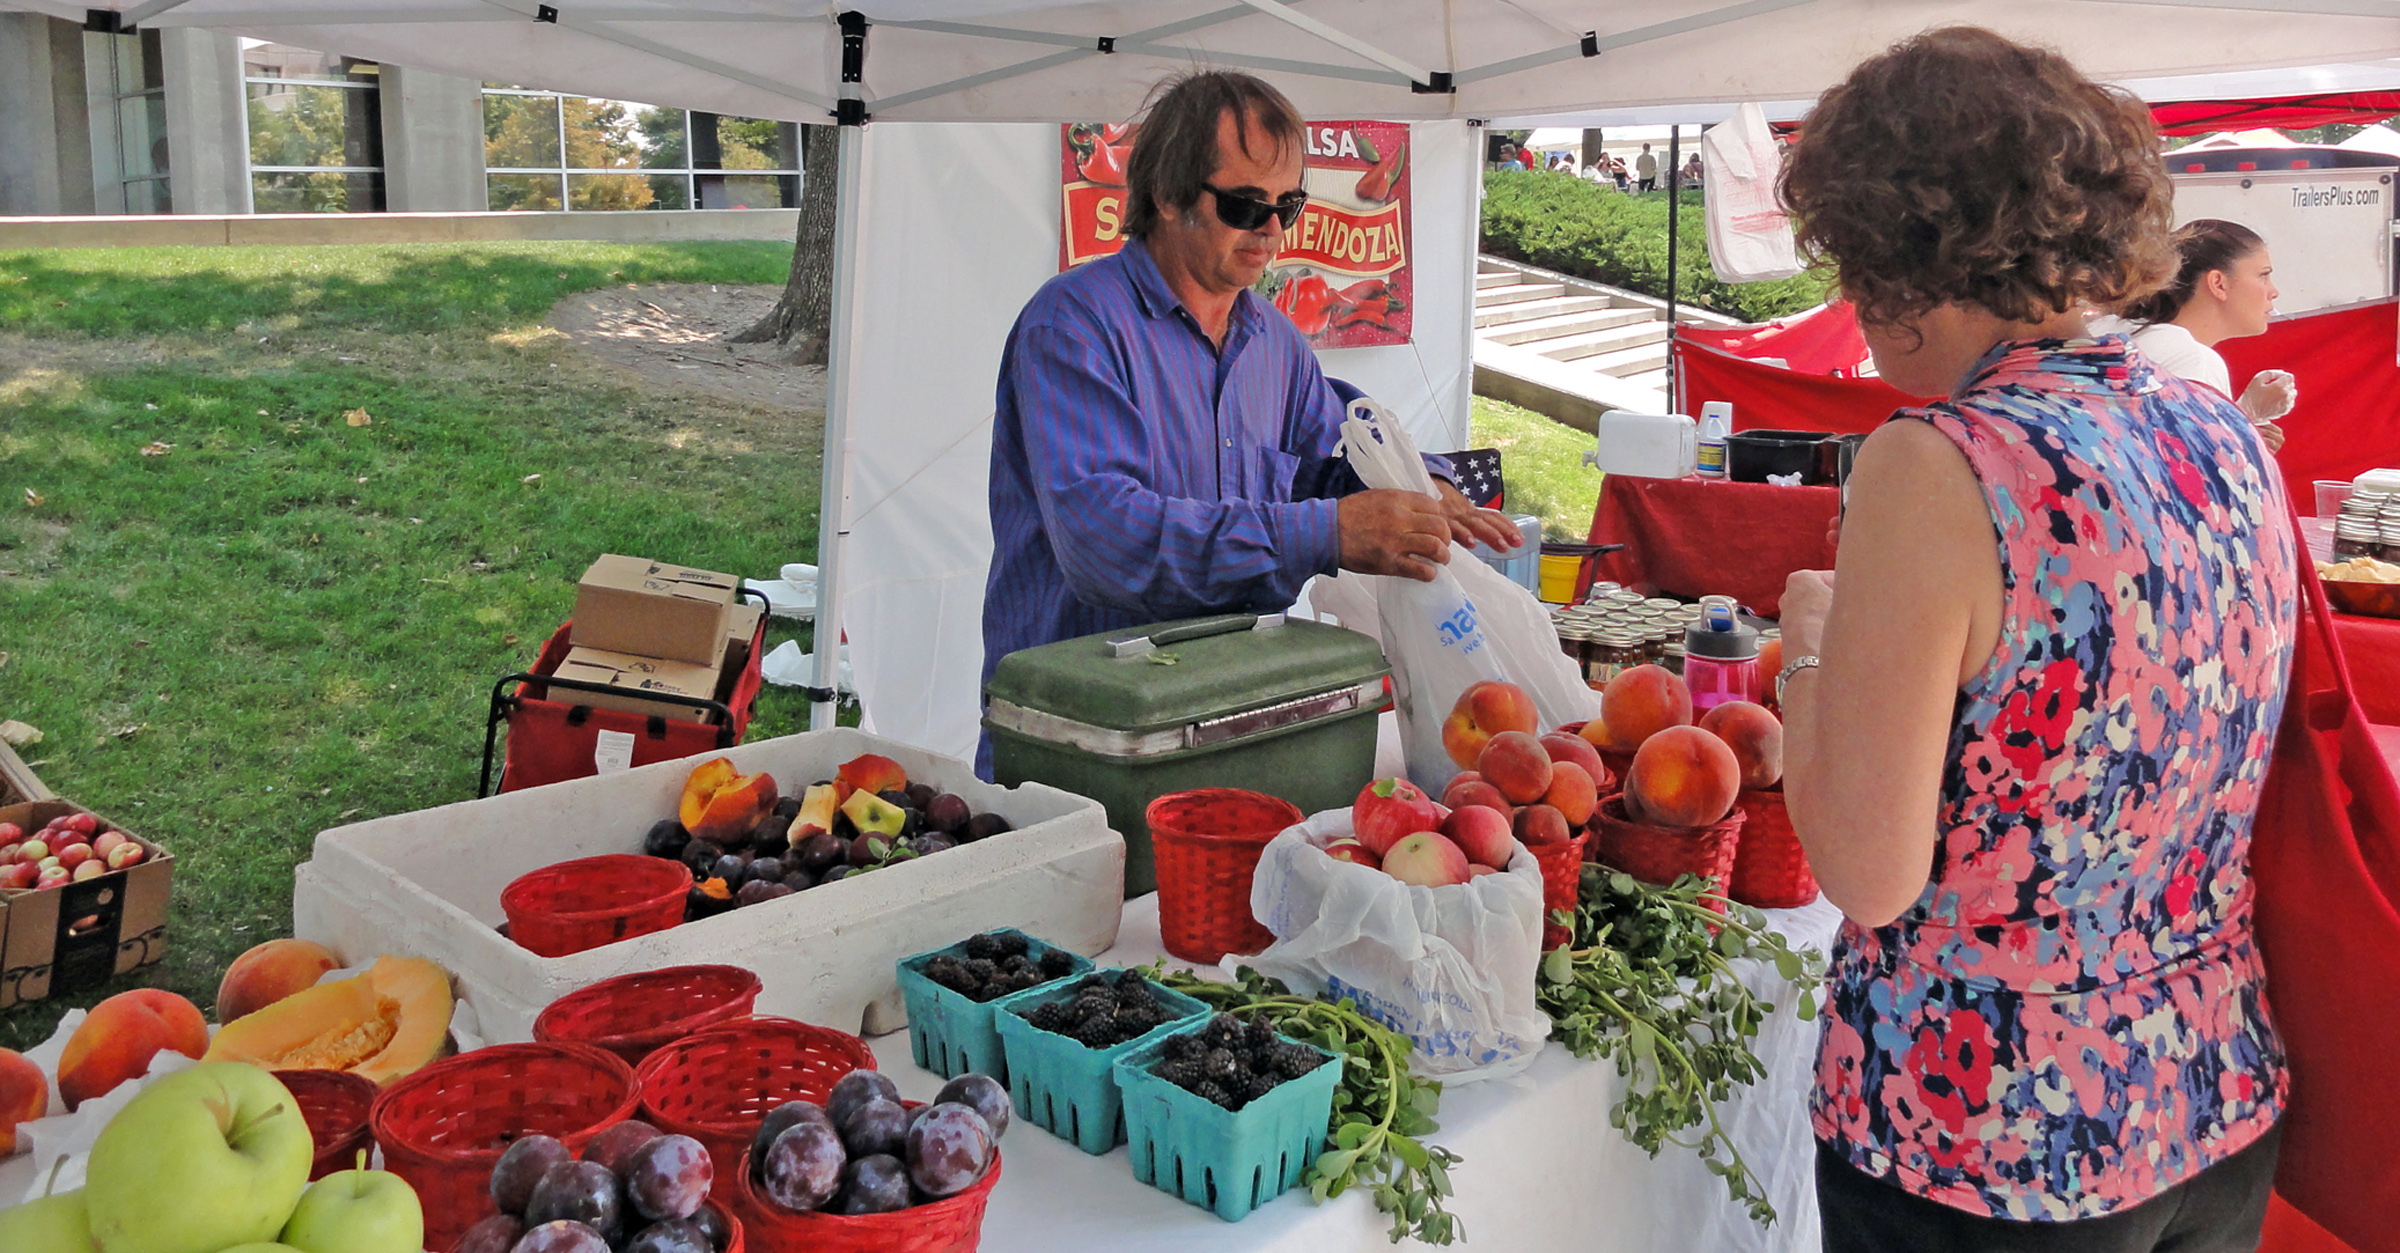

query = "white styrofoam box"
[[290, 728, 1124, 1044]]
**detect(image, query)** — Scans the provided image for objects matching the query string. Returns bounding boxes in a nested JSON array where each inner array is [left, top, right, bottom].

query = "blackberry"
[[1192, 1080, 1233, 1108], [1244, 1018, 1279, 1052], [1273, 1042, 1324, 1079], [925, 955, 978, 996], [1072, 1014, 1120, 1048], [1201, 1014, 1243, 1050], [993, 932, 1031, 959], [1027, 1001, 1074, 1034], [1155, 1057, 1205, 1088], [963, 957, 1000, 984], [1074, 973, 1112, 994], [1203, 1048, 1241, 1083], [1240, 1073, 1280, 1105], [1038, 950, 1075, 978], [964, 932, 1005, 961], [1163, 1033, 1204, 1062]]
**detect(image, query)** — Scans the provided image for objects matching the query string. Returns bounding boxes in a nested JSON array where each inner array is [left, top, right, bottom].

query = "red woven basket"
[[637, 1016, 879, 1197], [1595, 748, 1635, 800], [500, 853, 693, 958], [1727, 787, 1820, 909], [1148, 789, 1305, 963], [1590, 794, 1745, 911], [734, 1145, 1002, 1253], [534, 964, 765, 1066], [1529, 830, 1592, 950], [276, 1069, 378, 1181], [370, 1042, 640, 1250]]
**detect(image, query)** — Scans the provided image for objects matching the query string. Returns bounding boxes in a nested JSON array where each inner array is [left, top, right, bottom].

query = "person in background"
[[1634, 142, 1658, 190], [1491, 140, 1520, 172], [1681, 152, 1704, 189], [1612, 155, 1631, 192], [2101, 219, 2295, 451], [1582, 159, 1611, 187], [1774, 26, 2293, 1252]]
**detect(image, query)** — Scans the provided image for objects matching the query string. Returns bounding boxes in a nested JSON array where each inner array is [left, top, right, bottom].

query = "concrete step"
[[1475, 281, 1567, 307], [1583, 340, 1671, 377], [1620, 367, 1672, 393], [1473, 294, 1618, 329], [1475, 270, 1520, 290], [1538, 321, 1671, 362], [1483, 305, 1657, 347]]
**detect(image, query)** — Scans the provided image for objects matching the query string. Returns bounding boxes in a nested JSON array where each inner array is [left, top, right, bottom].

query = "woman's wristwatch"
[[1775, 654, 1822, 705]]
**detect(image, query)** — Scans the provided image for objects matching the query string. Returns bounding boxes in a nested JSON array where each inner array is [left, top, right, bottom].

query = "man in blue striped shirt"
[[982, 72, 1518, 774]]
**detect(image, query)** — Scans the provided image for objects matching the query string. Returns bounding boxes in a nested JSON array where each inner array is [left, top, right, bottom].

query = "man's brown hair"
[[1778, 27, 2177, 329], [1124, 71, 1306, 240]]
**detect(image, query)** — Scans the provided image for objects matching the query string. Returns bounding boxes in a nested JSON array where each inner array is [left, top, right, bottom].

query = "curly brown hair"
[[1778, 27, 2177, 329]]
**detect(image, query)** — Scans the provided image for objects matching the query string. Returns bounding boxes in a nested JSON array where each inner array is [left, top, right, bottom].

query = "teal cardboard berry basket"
[[894, 929, 1091, 1084], [991, 971, 1210, 1154], [1110, 1027, 1342, 1222]]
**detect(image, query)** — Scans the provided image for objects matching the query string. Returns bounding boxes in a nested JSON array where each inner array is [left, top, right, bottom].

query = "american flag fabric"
[[1441, 448, 1505, 509]]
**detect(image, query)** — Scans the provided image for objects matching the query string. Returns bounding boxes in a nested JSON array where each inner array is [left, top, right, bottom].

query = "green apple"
[[279, 1169, 423, 1253], [0, 1187, 99, 1252], [85, 1062, 313, 1253], [218, 1246, 306, 1253]]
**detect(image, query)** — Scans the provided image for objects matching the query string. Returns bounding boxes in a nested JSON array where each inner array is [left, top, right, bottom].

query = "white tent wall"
[[838, 120, 1475, 760]]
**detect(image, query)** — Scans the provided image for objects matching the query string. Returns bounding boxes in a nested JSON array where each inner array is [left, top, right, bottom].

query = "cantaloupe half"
[[204, 955, 453, 1086]]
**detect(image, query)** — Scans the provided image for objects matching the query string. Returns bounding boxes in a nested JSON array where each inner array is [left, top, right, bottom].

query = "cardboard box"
[[573, 555, 738, 665], [553, 646, 723, 722], [722, 602, 763, 687], [0, 800, 173, 1008], [0, 739, 52, 807]]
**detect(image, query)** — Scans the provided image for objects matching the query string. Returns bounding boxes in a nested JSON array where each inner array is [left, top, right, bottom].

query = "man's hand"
[[1434, 480, 1524, 552], [1338, 489, 1454, 582]]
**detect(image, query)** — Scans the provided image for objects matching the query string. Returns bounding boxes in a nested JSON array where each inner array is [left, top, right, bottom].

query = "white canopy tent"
[[22, 0, 2400, 758]]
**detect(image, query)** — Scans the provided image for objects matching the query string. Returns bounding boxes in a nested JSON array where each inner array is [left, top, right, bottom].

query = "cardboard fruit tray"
[[291, 728, 1126, 1043]]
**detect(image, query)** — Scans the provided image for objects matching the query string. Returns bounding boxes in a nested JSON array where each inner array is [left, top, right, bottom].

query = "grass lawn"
[[1469, 394, 1604, 541], [0, 241, 824, 1050]]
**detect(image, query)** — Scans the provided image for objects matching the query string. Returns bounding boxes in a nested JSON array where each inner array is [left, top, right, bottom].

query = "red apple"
[[1441, 779, 1510, 816], [1352, 777, 1442, 857], [92, 832, 125, 859], [1381, 831, 1472, 887], [1323, 837, 1382, 870], [62, 813, 96, 836], [56, 844, 93, 871], [0, 822, 18, 843], [1, 863, 35, 889], [35, 866, 70, 890], [1440, 806, 1517, 870]]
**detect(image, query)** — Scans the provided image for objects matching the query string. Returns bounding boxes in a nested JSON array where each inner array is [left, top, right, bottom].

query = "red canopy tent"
[[2151, 92, 2400, 135]]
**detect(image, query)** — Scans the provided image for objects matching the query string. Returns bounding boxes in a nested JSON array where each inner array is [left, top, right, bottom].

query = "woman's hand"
[[1780, 570, 1835, 658], [2239, 369, 2296, 423], [2254, 420, 2287, 453]]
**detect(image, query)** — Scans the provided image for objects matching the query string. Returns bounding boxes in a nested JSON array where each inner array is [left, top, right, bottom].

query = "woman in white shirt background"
[[2100, 218, 2296, 451]]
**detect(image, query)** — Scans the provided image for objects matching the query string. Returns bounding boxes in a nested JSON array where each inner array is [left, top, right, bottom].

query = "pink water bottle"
[[1682, 600, 1761, 714]]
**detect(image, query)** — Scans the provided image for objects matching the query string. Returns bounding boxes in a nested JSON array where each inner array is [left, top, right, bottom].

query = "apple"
[[57, 845, 93, 871], [217, 1246, 306, 1253], [36, 867, 70, 890], [1322, 837, 1381, 869], [1470, 864, 1502, 878], [1381, 831, 1472, 887], [1439, 805, 1517, 870], [71, 861, 105, 883], [279, 1169, 424, 1253], [1351, 777, 1441, 856], [106, 843, 146, 870], [18, 840, 47, 864], [0, 1187, 98, 1252], [92, 832, 126, 859], [1, 863, 35, 889], [86, 1063, 315, 1253], [0, 821, 18, 843], [62, 813, 97, 837]]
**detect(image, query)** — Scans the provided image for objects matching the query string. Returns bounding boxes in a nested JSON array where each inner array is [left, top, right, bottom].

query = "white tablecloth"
[[882, 891, 1844, 1252]]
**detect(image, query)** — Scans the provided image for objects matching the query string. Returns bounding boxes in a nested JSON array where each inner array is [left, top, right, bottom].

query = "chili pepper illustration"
[[1271, 273, 1338, 337], [1068, 122, 1134, 186], [1354, 136, 1407, 203]]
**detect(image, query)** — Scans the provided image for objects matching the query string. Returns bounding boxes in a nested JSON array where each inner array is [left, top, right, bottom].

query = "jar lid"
[[1598, 630, 1644, 647], [1589, 581, 1623, 594], [1643, 597, 1685, 611]]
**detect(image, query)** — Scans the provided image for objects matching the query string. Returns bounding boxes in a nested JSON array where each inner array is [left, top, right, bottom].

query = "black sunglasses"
[[1202, 184, 1308, 231]]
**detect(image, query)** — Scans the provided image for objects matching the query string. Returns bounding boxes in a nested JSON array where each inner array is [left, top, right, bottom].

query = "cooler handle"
[[1105, 613, 1285, 658]]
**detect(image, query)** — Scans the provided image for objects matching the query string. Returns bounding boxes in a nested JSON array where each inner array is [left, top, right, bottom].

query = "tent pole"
[[810, 12, 869, 731], [1665, 124, 1680, 333]]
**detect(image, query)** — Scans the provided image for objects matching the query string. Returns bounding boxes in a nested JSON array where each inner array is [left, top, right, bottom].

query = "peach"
[[1759, 637, 1785, 714], [1513, 803, 1572, 846], [836, 753, 909, 796], [1441, 778, 1510, 816], [105, 842, 145, 870], [0, 1047, 42, 1153], [678, 758, 740, 832], [1699, 700, 1785, 790], [1323, 837, 1381, 870], [92, 831, 126, 859], [215, 938, 344, 1024], [1440, 805, 1517, 869], [56, 844, 93, 871], [1477, 731, 1555, 805], [58, 989, 208, 1110], [1539, 733, 1611, 792], [689, 770, 778, 845], [1382, 831, 1472, 887], [1353, 777, 1441, 857], [1593, 664, 1693, 752], [1625, 725, 1742, 827], [1470, 864, 1502, 878], [1441, 680, 1538, 769], [1542, 761, 1599, 827], [70, 860, 103, 883]]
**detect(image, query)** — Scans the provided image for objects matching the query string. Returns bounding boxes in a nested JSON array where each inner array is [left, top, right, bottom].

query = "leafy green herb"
[[1147, 964, 1463, 1245], [1535, 866, 1826, 1226]]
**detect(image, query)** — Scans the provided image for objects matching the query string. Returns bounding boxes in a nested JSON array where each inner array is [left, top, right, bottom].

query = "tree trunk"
[[730, 122, 838, 361]]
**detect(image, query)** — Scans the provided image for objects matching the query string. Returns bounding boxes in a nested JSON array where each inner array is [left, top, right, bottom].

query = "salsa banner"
[[1061, 120, 1412, 348]]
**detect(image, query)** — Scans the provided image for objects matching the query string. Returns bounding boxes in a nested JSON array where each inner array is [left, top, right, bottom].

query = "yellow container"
[[1538, 554, 1580, 604]]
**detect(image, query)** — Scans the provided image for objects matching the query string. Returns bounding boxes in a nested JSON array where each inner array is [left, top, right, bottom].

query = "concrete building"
[[0, 13, 799, 218]]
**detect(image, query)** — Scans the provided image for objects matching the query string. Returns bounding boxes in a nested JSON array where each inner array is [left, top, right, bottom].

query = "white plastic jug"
[[1587, 410, 1698, 479]]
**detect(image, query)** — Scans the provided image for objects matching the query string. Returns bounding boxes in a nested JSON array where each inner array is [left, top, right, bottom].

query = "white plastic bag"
[[1246, 810, 1549, 1083], [1339, 398, 1599, 793], [1702, 102, 1803, 283]]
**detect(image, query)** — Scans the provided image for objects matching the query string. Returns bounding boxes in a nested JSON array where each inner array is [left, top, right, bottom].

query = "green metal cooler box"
[[984, 612, 1390, 897]]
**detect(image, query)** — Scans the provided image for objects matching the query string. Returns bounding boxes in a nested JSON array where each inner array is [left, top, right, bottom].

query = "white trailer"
[[2169, 165, 2396, 315]]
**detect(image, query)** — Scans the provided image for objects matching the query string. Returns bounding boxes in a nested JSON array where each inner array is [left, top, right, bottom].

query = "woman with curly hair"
[[1772, 27, 2295, 1251]]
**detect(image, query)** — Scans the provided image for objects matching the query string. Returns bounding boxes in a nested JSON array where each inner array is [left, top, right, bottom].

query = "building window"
[[482, 87, 801, 211], [244, 45, 385, 212], [85, 29, 170, 214]]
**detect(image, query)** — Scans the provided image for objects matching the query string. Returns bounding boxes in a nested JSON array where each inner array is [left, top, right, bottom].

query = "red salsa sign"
[[1061, 119, 1412, 348]]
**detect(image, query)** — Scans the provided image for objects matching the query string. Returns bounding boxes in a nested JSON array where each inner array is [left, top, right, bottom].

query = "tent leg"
[[1664, 124, 1680, 402], [810, 119, 865, 731]]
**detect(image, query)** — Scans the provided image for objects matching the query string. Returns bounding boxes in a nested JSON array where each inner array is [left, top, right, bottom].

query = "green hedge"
[[1478, 171, 1831, 323]]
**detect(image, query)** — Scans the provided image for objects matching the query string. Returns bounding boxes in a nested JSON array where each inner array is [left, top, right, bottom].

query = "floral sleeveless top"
[[1811, 337, 2297, 1220]]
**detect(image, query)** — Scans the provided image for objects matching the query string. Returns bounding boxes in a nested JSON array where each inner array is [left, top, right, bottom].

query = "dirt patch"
[[544, 283, 826, 415]]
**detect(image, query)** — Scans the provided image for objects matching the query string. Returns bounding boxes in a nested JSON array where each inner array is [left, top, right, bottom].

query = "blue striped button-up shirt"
[[980, 239, 1428, 770]]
